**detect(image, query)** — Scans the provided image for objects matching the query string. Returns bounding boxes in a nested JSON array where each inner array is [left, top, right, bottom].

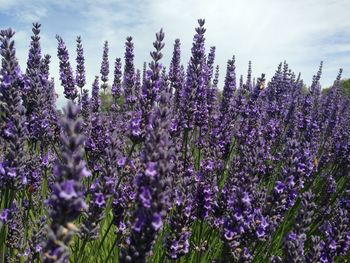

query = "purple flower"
[[140, 28, 165, 122], [56, 35, 77, 101], [91, 76, 100, 113], [220, 56, 236, 115], [95, 193, 105, 207], [169, 39, 182, 112], [123, 36, 135, 110], [140, 186, 152, 208], [80, 179, 107, 240], [42, 102, 88, 262], [0, 208, 10, 223], [111, 57, 122, 110], [100, 40, 109, 92], [75, 36, 86, 92], [120, 80, 173, 262], [0, 28, 27, 190], [58, 180, 78, 200], [152, 213, 163, 230]]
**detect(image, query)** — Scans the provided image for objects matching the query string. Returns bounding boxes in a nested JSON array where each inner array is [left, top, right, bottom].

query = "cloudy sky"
[[0, 0, 349, 107]]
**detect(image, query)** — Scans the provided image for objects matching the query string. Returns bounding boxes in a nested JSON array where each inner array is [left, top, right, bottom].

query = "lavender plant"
[[100, 41, 109, 94], [0, 19, 350, 263], [56, 35, 77, 101], [42, 102, 87, 262], [76, 36, 86, 95]]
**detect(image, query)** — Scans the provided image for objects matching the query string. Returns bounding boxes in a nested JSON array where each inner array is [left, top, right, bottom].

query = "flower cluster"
[[0, 19, 350, 263], [42, 102, 88, 262]]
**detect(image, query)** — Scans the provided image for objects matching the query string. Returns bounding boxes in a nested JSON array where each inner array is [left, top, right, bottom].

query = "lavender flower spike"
[[120, 89, 173, 262], [0, 28, 27, 190], [42, 102, 87, 262], [100, 40, 109, 93], [123, 36, 135, 110], [75, 36, 86, 94], [91, 76, 100, 113], [220, 56, 236, 115], [111, 57, 122, 111], [169, 39, 182, 112], [56, 35, 77, 101], [141, 28, 165, 113]]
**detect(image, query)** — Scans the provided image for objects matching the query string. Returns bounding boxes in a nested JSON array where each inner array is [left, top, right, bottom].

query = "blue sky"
[[0, 0, 349, 107]]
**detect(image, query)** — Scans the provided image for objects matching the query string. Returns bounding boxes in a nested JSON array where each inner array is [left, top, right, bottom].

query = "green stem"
[[1, 188, 8, 209], [97, 218, 114, 251], [104, 236, 119, 263], [196, 220, 204, 263], [0, 187, 9, 261], [24, 192, 32, 243], [51, 142, 62, 162], [41, 169, 48, 214], [0, 225, 7, 263], [182, 129, 189, 169], [77, 238, 88, 263]]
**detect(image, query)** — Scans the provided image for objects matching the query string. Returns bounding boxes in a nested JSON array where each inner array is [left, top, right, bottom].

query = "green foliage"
[[98, 85, 125, 112], [100, 92, 112, 112], [341, 79, 350, 95], [322, 78, 350, 95]]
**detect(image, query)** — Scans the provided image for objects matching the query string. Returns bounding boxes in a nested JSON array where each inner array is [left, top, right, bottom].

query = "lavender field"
[[0, 18, 350, 263]]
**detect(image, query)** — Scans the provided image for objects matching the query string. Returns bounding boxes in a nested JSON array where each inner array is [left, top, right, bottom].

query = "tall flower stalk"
[[56, 35, 77, 101], [76, 36, 86, 95], [42, 102, 87, 262], [0, 28, 27, 191], [100, 41, 109, 94]]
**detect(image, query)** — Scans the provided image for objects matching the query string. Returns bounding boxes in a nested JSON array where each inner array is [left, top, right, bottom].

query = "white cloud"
[[2, 0, 350, 107], [0, 0, 25, 10], [145, 0, 350, 85], [0, 0, 48, 22], [16, 6, 48, 22], [73, 0, 350, 89]]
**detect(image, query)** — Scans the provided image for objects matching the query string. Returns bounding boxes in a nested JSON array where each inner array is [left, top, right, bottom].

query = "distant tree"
[[99, 84, 125, 112], [341, 78, 350, 95], [100, 92, 112, 112], [321, 78, 350, 95]]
